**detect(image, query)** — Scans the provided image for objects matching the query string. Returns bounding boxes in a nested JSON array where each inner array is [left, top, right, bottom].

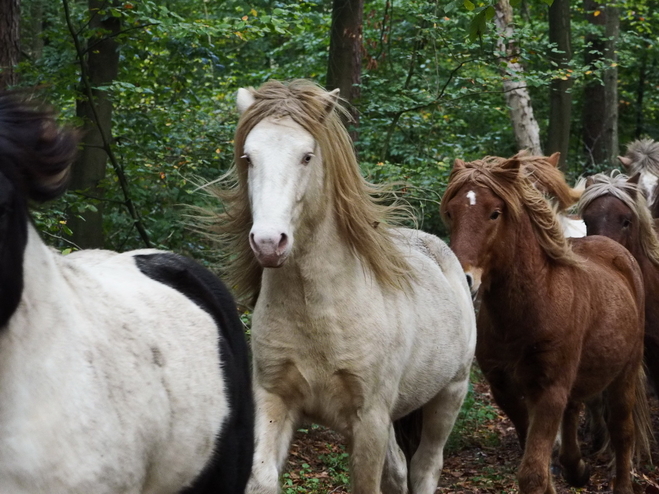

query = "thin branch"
[[63, 0, 152, 248]]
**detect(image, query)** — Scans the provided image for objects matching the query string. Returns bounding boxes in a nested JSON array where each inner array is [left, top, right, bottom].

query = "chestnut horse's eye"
[[622, 218, 631, 228], [445, 211, 452, 220], [490, 210, 501, 220]]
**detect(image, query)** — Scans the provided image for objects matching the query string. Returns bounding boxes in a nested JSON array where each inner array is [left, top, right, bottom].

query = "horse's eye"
[[445, 211, 452, 220], [241, 154, 252, 165], [302, 153, 314, 165], [622, 218, 631, 228], [490, 210, 501, 220]]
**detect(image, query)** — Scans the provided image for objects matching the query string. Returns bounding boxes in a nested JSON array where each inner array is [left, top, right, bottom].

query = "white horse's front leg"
[[410, 377, 469, 494], [247, 385, 298, 494], [348, 407, 390, 494], [382, 424, 409, 494]]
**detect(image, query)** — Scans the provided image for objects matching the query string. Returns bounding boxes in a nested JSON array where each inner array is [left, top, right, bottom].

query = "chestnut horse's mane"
[[578, 172, 659, 268], [198, 79, 413, 305], [441, 154, 580, 266], [519, 151, 582, 211]]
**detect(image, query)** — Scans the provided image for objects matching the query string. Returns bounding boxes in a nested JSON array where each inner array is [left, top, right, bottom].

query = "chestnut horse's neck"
[[483, 212, 559, 332]]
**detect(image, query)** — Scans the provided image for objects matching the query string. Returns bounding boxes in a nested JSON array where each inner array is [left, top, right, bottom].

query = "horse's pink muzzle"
[[249, 229, 291, 268]]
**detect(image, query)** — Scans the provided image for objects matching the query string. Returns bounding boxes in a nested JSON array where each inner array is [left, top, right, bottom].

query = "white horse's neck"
[[259, 193, 367, 306]]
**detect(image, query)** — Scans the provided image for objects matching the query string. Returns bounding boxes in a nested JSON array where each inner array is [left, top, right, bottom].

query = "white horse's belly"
[[0, 258, 227, 493]]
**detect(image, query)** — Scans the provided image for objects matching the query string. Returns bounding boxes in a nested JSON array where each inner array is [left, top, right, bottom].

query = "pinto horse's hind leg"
[[247, 386, 298, 494], [558, 401, 590, 488], [382, 425, 408, 494], [408, 377, 469, 494]]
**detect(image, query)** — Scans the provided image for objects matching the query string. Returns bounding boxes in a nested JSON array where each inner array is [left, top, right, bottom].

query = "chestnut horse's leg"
[[247, 386, 299, 494], [559, 401, 590, 487], [409, 377, 469, 494], [605, 368, 638, 494], [517, 388, 566, 494], [481, 368, 529, 449], [348, 407, 390, 494], [645, 334, 659, 397]]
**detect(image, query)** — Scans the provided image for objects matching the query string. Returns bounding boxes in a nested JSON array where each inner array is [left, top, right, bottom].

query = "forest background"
[[0, 0, 656, 265]]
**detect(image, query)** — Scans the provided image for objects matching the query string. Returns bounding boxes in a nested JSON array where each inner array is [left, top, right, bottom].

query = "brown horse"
[[579, 172, 659, 400], [441, 155, 651, 494]]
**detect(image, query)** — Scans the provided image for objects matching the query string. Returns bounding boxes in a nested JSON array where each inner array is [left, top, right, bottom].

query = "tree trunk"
[[547, 0, 572, 170], [326, 0, 364, 133], [494, 0, 543, 155], [69, 0, 120, 249], [635, 52, 648, 139], [0, 0, 20, 89], [582, 0, 618, 168]]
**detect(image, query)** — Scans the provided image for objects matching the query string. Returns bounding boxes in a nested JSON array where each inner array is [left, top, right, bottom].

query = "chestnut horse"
[[441, 155, 652, 494], [579, 172, 659, 400]]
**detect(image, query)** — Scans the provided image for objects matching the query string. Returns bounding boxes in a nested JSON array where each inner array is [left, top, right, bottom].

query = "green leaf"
[[463, 0, 475, 11]]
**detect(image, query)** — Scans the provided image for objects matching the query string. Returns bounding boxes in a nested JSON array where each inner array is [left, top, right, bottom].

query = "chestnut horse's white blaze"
[[0, 94, 254, 494], [466, 190, 477, 206], [228, 81, 476, 494]]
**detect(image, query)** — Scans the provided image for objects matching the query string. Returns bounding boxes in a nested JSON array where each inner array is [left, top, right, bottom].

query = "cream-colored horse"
[[210, 80, 476, 494]]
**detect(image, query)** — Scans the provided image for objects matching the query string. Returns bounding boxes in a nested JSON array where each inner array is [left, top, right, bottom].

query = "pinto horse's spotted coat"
[[0, 94, 253, 494]]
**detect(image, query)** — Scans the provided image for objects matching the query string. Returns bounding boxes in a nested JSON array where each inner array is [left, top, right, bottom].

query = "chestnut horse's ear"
[[453, 158, 466, 170], [585, 176, 596, 189], [501, 157, 521, 174], [547, 152, 561, 168], [323, 88, 341, 119], [236, 88, 256, 115], [618, 155, 633, 169]]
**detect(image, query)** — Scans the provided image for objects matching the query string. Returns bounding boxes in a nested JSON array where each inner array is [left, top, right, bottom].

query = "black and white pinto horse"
[[0, 93, 253, 493]]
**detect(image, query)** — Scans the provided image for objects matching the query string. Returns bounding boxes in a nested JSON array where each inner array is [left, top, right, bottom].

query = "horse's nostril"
[[278, 233, 288, 250], [465, 273, 473, 289]]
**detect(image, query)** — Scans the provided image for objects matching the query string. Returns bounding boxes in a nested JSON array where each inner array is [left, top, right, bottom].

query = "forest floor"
[[282, 367, 659, 493]]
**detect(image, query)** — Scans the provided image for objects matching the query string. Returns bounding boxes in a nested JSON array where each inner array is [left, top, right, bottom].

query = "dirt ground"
[[284, 376, 659, 493]]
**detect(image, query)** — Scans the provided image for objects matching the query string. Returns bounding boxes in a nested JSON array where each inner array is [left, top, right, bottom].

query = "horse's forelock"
[[578, 172, 659, 268]]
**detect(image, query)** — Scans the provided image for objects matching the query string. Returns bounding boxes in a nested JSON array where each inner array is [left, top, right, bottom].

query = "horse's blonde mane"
[[202, 79, 412, 305], [519, 151, 582, 210], [623, 138, 659, 175], [578, 172, 659, 268], [441, 154, 579, 266]]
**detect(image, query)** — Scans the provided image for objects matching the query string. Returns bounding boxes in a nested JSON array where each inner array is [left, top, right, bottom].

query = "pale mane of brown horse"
[[579, 172, 659, 402], [441, 155, 651, 494]]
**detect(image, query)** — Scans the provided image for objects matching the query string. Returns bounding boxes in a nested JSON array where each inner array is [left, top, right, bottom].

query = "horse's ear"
[[627, 173, 641, 199], [323, 88, 341, 119], [453, 158, 466, 170], [236, 88, 256, 115], [501, 157, 521, 174], [547, 152, 561, 168], [585, 176, 596, 189], [618, 155, 633, 169]]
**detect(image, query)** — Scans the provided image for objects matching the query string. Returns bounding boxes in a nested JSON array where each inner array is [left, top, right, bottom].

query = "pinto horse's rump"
[[135, 252, 254, 494]]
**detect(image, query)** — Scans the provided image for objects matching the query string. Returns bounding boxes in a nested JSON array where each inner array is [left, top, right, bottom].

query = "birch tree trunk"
[[495, 0, 543, 155], [0, 0, 20, 89]]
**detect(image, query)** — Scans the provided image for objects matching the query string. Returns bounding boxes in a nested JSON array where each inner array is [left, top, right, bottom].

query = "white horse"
[[0, 94, 253, 493], [209, 80, 476, 494]]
